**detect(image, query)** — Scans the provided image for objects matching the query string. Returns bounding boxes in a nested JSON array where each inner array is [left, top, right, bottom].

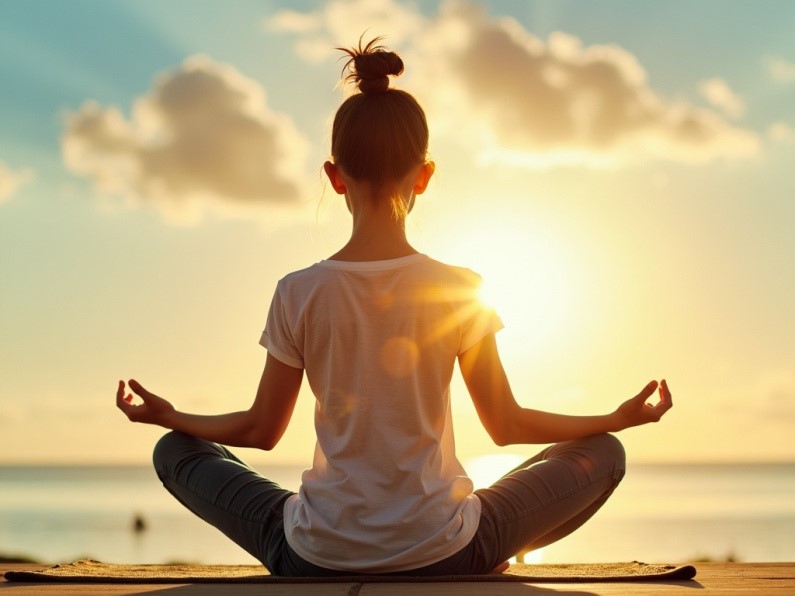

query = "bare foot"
[[491, 561, 510, 574]]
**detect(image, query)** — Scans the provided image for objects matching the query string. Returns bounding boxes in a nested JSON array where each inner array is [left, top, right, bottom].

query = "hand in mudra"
[[614, 380, 672, 430], [116, 379, 175, 426]]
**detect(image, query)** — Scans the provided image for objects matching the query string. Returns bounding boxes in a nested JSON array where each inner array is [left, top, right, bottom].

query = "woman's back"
[[263, 254, 502, 571]]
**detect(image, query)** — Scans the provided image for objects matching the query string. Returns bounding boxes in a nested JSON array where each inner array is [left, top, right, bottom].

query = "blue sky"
[[1, 0, 794, 464]]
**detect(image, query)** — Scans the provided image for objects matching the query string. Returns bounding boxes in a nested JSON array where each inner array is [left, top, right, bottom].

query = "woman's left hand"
[[116, 379, 175, 426]]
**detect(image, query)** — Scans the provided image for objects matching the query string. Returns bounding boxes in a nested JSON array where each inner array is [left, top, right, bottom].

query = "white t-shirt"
[[260, 254, 503, 572]]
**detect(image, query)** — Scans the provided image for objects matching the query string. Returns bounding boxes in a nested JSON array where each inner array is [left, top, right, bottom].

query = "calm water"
[[1, 462, 793, 565]]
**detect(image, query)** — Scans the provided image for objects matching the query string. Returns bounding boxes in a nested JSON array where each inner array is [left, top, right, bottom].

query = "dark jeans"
[[153, 431, 625, 575]]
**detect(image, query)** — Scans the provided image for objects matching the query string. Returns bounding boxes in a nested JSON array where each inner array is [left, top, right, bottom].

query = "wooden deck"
[[2, 562, 793, 595]]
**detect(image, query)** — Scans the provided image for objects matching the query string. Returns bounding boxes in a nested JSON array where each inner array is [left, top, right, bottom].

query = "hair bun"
[[339, 37, 404, 94]]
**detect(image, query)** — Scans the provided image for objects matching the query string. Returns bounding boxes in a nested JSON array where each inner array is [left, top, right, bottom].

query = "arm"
[[458, 333, 672, 446], [116, 353, 303, 450]]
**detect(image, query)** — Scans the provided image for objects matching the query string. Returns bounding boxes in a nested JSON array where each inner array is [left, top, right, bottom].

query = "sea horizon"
[[3, 458, 793, 468], [2, 461, 794, 566]]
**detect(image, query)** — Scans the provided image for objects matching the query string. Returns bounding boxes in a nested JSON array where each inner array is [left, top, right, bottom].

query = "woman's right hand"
[[116, 379, 176, 426], [613, 380, 672, 431]]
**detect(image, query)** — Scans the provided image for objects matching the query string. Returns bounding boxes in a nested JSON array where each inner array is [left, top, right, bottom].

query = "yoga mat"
[[5, 559, 697, 583]]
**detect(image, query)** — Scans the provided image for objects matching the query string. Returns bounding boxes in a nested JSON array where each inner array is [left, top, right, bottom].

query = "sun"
[[438, 216, 579, 356]]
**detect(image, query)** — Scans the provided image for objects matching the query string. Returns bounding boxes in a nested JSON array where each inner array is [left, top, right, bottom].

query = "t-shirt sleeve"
[[459, 275, 504, 354], [259, 283, 304, 369]]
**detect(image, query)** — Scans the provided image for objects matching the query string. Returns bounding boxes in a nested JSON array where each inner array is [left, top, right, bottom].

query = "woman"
[[116, 38, 672, 576]]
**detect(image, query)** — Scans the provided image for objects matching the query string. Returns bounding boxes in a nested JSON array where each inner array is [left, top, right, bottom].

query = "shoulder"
[[418, 256, 484, 288], [276, 262, 330, 290], [269, 264, 333, 312]]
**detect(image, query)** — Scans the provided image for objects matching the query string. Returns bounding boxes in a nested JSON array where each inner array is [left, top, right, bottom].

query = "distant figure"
[[116, 36, 672, 576], [132, 513, 147, 533]]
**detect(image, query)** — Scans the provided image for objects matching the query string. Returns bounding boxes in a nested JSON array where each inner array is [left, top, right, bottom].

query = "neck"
[[330, 197, 417, 262]]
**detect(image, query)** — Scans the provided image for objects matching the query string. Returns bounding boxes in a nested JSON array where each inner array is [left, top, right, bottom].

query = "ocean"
[[1, 462, 793, 565]]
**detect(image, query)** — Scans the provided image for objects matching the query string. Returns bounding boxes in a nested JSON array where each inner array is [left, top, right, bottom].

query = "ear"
[[323, 161, 347, 195], [413, 161, 436, 195]]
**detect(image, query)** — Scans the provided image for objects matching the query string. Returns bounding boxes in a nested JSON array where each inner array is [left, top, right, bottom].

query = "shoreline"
[[0, 554, 40, 565]]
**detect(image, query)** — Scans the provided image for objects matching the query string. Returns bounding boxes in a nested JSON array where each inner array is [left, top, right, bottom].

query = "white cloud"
[[765, 55, 795, 84], [0, 160, 34, 204], [274, 0, 760, 167], [698, 77, 745, 119], [412, 1, 759, 166], [768, 121, 795, 142], [62, 55, 309, 223]]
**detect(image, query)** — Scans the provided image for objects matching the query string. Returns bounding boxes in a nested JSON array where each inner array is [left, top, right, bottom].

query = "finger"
[[116, 380, 127, 410], [632, 380, 659, 404], [128, 379, 153, 399], [654, 379, 671, 409], [116, 381, 137, 418], [652, 380, 673, 418], [660, 379, 672, 407]]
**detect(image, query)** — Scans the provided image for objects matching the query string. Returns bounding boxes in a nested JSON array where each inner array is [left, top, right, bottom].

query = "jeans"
[[153, 431, 625, 576]]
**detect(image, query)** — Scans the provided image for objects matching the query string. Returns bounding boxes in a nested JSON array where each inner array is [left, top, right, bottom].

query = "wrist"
[[157, 407, 179, 430], [606, 411, 625, 433]]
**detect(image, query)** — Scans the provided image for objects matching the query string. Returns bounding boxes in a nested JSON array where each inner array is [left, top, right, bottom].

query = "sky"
[[1, 0, 794, 466]]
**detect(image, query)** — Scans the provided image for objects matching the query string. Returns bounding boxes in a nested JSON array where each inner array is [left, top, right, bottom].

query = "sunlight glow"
[[465, 453, 527, 489], [442, 215, 580, 354], [511, 550, 545, 565]]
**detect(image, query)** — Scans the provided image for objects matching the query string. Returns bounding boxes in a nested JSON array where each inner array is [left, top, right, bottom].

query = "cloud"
[[274, 0, 760, 167], [264, 0, 423, 63], [411, 1, 760, 166], [768, 121, 795, 142], [765, 55, 795, 84], [698, 78, 745, 119], [0, 160, 35, 204], [62, 55, 309, 223]]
